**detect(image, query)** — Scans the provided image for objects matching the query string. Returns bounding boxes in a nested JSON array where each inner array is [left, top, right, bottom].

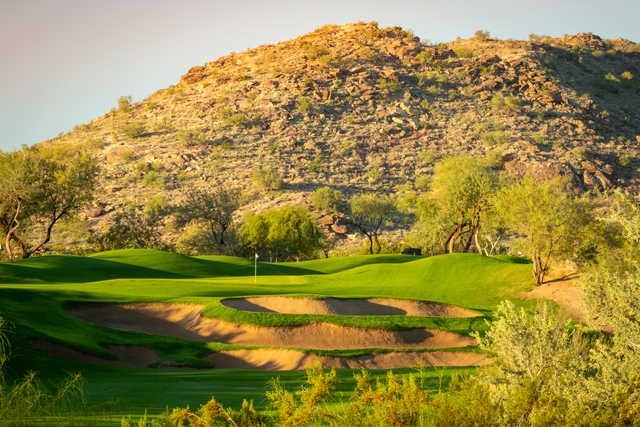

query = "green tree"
[[310, 187, 343, 211], [0, 146, 98, 259], [91, 208, 162, 251], [176, 185, 241, 245], [239, 205, 322, 261], [495, 178, 592, 285], [349, 193, 397, 254], [426, 155, 500, 254]]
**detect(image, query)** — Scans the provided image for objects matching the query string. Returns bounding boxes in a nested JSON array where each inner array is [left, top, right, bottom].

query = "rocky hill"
[[41, 22, 640, 249]]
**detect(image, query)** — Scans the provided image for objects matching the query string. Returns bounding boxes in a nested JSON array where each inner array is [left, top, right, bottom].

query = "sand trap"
[[206, 349, 489, 370], [222, 297, 479, 317], [30, 340, 159, 368], [68, 303, 476, 350]]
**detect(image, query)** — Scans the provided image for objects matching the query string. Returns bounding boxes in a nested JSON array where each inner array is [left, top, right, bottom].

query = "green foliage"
[[218, 108, 248, 128], [491, 93, 522, 113], [91, 208, 163, 251], [0, 146, 98, 260], [177, 129, 208, 146], [0, 317, 85, 424], [452, 46, 473, 58], [296, 97, 315, 115], [252, 165, 284, 191], [416, 155, 500, 254], [239, 205, 323, 261], [349, 193, 397, 254], [480, 130, 510, 147], [377, 77, 401, 95], [494, 178, 593, 285], [266, 366, 336, 426], [176, 185, 241, 246], [310, 187, 343, 211], [121, 121, 147, 138], [117, 95, 132, 112], [474, 30, 491, 41]]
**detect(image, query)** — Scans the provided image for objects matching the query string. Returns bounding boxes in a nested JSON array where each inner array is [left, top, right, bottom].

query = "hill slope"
[[41, 22, 640, 245]]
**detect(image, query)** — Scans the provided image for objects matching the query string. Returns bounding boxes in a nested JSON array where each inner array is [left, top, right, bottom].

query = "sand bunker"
[[30, 340, 159, 368], [68, 303, 476, 350], [222, 296, 479, 317], [206, 349, 489, 370]]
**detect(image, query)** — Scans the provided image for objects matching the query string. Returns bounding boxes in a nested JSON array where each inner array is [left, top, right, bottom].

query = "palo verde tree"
[[494, 177, 592, 285], [0, 145, 98, 260], [239, 205, 322, 261], [176, 184, 241, 246], [423, 155, 500, 254], [349, 193, 397, 254]]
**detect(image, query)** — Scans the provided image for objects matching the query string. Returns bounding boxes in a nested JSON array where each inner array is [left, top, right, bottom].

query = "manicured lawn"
[[0, 249, 533, 419]]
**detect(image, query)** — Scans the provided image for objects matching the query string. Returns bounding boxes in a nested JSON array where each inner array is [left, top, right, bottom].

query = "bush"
[[117, 95, 132, 112], [452, 46, 473, 58], [474, 29, 491, 41], [491, 93, 522, 113], [177, 129, 208, 146], [253, 165, 283, 191], [480, 130, 509, 146], [121, 121, 147, 138], [310, 187, 343, 211]]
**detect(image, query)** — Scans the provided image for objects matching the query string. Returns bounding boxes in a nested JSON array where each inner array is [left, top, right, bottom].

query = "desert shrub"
[[252, 165, 283, 191], [618, 153, 632, 167], [620, 71, 634, 81], [491, 93, 522, 113], [366, 165, 384, 184], [480, 130, 510, 146], [117, 95, 132, 112], [474, 29, 491, 41], [296, 97, 315, 115], [266, 366, 336, 426], [337, 370, 427, 426], [452, 46, 473, 58], [218, 108, 248, 128], [123, 396, 262, 427], [310, 187, 343, 211], [377, 77, 401, 95], [177, 129, 208, 146], [415, 50, 434, 65], [121, 121, 147, 138]]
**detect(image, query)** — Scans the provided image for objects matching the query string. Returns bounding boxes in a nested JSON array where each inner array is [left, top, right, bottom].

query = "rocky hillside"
[[42, 22, 640, 247]]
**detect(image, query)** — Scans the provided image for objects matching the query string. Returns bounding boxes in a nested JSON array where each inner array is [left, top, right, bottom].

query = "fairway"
[[0, 249, 533, 418]]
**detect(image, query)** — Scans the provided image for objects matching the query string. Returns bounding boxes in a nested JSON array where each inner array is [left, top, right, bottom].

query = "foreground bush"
[[0, 317, 85, 426]]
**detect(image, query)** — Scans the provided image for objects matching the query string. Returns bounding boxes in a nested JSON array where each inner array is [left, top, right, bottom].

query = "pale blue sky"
[[1, 0, 639, 151]]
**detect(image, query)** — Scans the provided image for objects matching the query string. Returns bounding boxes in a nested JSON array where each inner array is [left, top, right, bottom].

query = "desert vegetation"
[[0, 20, 639, 426]]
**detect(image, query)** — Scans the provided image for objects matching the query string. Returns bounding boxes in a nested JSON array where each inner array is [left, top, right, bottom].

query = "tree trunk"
[[366, 234, 374, 254], [4, 198, 23, 262], [473, 227, 483, 255], [21, 211, 65, 259], [445, 224, 461, 253], [373, 234, 381, 254]]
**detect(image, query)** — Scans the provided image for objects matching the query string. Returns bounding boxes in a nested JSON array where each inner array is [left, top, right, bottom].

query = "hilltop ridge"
[[39, 22, 640, 248]]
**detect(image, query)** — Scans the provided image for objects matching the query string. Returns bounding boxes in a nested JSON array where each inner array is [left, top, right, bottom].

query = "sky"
[[1, 0, 639, 151]]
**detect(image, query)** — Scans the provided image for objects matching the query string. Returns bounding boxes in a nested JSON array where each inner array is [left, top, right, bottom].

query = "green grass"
[[0, 249, 534, 420]]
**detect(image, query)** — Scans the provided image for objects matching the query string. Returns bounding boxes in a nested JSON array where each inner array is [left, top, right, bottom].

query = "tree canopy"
[[349, 193, 397, 254], [239, 205, 322, 261], [0, 146, 98, 260]]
